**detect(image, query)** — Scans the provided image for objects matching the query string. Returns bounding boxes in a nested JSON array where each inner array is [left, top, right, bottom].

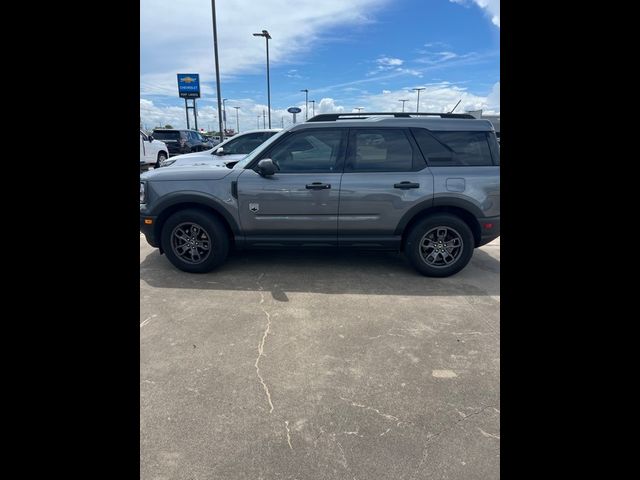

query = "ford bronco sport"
[[140, 112, 500, 277]]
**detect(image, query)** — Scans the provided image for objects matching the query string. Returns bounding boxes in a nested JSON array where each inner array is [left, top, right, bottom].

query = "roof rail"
[[306, 112, 476, 122]]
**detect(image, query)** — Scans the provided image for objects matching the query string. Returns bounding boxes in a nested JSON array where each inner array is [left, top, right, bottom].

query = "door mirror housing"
[[215, 147, 224, 156], [256, 158, 277, 176], [148, 135, 154, 142]]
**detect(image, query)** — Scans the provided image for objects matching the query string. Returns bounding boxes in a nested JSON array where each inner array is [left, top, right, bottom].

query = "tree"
[[164, 124, 173, 129]]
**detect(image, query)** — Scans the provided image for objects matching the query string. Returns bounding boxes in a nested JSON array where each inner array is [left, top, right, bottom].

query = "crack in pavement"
[[254, 273, 274, 414], [407, 405, 498, 480], [284, 420, 293, 449], [340, 396, 400, 423]]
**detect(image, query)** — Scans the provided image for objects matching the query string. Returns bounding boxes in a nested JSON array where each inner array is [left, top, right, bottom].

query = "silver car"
[[158, 129, 281, 168]]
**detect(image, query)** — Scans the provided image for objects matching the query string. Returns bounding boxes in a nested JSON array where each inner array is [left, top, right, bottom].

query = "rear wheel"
[[404, 214, 474, 277], [161, 209, 229, 273]]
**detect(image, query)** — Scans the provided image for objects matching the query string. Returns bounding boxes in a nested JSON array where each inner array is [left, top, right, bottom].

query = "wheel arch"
[[397, 200, 482, 249], [151, 193, 239, 251]]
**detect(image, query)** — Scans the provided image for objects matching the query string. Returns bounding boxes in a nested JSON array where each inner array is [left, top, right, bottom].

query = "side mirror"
[[148, 135, 154, 142], [215, 147, 224, 156], [256, 158, 276, 176]]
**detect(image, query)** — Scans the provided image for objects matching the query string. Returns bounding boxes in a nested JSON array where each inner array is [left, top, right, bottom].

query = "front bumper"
[[140, 212, 159, 248], [477, 216, 500, 246]]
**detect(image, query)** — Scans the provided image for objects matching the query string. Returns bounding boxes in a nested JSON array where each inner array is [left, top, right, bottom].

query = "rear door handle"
[[394, 181, 420, 189], [306, 182, 331, 190]]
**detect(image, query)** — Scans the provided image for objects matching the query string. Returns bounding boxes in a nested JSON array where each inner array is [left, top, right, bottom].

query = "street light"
[[222, 98, 228, 137], [355, 107, 364, 113], [411, 87, 425, 112], [210, 0, 224, 145], [253, 29, 272, 128], [233, 106, 240, 133], [398, 99, 409, 112], [300, 89, 309, 120], [310, 99, 315, 117]]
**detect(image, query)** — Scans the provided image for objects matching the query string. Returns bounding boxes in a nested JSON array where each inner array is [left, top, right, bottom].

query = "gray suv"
[[140, 112, 500, 277]]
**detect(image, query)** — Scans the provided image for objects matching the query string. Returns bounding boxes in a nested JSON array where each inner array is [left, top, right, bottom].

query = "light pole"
[[300, 89, 309, 120], [262, 109, 266, 129], [355, 107, 364, 113], [257, 115, 260, 129], [222, 98, 228, 137], [233, 106, 240, 133], [310, 100, 315, 117], [399, 99, 409, 112], [210, 0, 224, 145], [253, 30, 272, 128], [412, 87, 425, 112]]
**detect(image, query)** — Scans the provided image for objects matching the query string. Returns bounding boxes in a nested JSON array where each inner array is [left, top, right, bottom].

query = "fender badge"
[[249, 203, 259, 213]]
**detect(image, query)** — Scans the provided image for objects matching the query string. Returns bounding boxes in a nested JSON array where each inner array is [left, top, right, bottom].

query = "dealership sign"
[[287, 107, 302, 114], [177, 73, 200, 98]]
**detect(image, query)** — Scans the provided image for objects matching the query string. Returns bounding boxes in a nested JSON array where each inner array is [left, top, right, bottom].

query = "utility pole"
[[412, 87, 425, 112], [301, 89, 309, 120], [233, 106, 240, 133], [210, 0, 224, 145], [222, 98, 228, 137], [253, 30, 272, 128]]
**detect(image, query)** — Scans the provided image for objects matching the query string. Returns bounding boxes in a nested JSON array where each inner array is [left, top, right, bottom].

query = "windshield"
[[233, 129, 290, 169]]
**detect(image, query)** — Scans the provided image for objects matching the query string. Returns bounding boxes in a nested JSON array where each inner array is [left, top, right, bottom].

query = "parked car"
[[140, 130, 169, 170], [158, 129, 281, 168], [151, 129, 213, 156], [140, 113, 500, 277]]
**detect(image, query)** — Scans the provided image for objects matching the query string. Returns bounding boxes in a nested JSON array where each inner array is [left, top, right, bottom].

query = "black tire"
[[155, 152, 168, 169], [161, 209, 229, 273], [404, 214, 475, 277]]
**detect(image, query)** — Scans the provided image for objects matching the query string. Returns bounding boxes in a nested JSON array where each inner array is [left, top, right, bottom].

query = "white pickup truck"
[[140, 130, 169, 170]]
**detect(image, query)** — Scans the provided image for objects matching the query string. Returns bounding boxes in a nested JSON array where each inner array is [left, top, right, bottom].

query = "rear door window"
[[346, 128, 422, 172]]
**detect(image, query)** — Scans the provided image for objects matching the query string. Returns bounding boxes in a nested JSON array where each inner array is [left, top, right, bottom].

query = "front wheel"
[[404, 214, 475, 277], [155, 152, 168, 169], [161, 209, 229, 273]]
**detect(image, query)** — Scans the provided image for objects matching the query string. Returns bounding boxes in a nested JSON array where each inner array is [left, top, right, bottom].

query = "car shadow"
[[140, 245, 499, 299]]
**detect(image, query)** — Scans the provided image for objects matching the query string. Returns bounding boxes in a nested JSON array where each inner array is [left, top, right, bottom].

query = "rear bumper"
[[477, 216, 500, 246], [140, 213, 159, 248]]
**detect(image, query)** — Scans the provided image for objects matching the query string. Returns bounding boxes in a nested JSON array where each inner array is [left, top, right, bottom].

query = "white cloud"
[[140, 0, 390, 95], [141, 81, 499, 131], [140, 96, 350, 131], [449, 0, 500, 27], [376, 57, 404, 66], [344, 81, 500, 115]]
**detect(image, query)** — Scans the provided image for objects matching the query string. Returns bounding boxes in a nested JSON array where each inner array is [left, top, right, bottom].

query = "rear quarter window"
[[411, 128, 495, 166]]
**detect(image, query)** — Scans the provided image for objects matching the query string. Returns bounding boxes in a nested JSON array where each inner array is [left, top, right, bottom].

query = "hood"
[[169, 153, 247, 167], [141, 164, 235, 181]]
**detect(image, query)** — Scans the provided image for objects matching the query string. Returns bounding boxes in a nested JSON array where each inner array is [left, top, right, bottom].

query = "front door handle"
[[306, 182, 331, 190], [394, 181, 420, 189]]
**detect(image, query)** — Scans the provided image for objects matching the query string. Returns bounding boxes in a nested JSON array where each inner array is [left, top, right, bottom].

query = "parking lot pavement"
[[140, 237, 500, 480]]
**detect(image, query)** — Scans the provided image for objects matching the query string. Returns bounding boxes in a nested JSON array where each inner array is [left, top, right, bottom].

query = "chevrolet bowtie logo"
[[182, 76, 196, 83]]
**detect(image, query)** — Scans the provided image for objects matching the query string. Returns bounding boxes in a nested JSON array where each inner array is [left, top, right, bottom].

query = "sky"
[[140, 0, 499, 132]]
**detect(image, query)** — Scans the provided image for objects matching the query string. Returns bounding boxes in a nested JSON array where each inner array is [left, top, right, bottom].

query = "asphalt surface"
[[140, 237, 500, 479]]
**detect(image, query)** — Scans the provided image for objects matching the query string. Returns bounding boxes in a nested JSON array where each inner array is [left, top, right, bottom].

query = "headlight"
[[140, 182, 146, 203], [159, 158, 176, 167]]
